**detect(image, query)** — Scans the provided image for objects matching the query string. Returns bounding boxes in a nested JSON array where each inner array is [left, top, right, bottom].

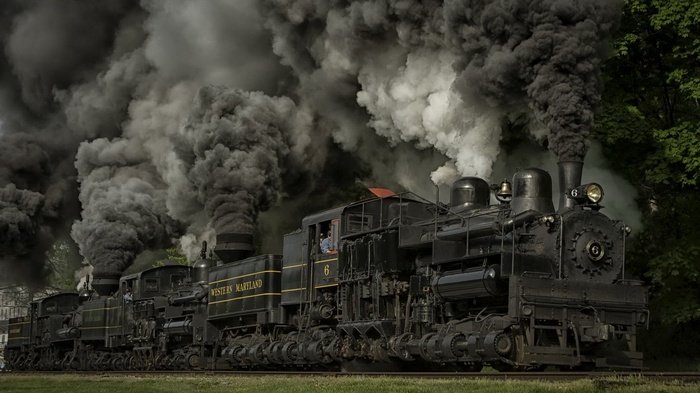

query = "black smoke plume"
[[0, 1, 629, 287], [0, 132, 75, 286], [175, 85, 315, 234], [445, 0, 621, 161], [0, 0, 141, 286], [71, 138, 184, 278], [262, 0, 621, 179], [0, 184, 51, 283]]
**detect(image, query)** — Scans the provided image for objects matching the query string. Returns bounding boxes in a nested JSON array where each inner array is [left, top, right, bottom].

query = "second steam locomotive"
[[4, 161, 648, 371]]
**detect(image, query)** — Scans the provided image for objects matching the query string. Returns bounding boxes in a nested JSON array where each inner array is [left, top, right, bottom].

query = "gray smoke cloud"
[[1, 1, 294, 280], [0, 132, 73, 286], [263, 0, 621, 181], [174, 85, 316, 234], [0, 1, 140, 286], [71, 138, 184, 277], [262, 0, 464, 185], [446, 0, 622, 161], [0, 0, 628, 285], [6, 0, 136, 114], [0, 184, 45, 258]]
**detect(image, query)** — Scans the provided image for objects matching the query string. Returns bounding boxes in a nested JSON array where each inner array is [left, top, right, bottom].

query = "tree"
[[46, 240, 81, 292], [153, 248, 190, 268], [595, 0, 700, 328]]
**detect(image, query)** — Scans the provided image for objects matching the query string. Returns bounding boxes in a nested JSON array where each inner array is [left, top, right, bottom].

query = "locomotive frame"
[[3, 161, 649, 372]]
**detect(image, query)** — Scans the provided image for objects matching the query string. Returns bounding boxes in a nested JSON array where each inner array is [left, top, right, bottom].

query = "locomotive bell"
[[497, 179, 512, 197], [495, 179, 512, 202]]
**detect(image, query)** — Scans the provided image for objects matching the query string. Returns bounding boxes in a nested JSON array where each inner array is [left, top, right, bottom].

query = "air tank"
[[450, 177, 491, 213], [510, 168, 555, 215], [432, 265, 505, 301]]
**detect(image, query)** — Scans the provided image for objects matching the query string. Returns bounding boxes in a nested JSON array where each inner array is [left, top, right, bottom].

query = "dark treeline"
[[595, 0, 700, 362]]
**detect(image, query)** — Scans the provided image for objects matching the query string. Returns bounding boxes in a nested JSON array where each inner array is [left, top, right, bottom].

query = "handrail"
[[621, 221, 626, 281], [558, 214, 563, 279]]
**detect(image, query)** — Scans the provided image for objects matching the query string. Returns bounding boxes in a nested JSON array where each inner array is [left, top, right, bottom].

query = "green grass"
[[0, 374, 698, 393]]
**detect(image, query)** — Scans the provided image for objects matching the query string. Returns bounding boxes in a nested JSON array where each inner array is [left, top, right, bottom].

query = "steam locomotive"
[[4, 161, 648, 371]]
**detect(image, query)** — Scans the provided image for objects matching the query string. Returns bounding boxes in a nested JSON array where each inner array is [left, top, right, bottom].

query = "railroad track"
[[4, 370, 700, 382]]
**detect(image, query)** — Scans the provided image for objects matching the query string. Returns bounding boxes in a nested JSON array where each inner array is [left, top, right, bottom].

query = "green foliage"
[[640, 321, 700, 365], [651, 123, 700, 186], [153, 248, 190, 268], [647, 243, 700, 323], [625, 190, 700, 325], [646, 0, 700, 39], [46, 240, 81, 291], [597, 0, 700, 331]]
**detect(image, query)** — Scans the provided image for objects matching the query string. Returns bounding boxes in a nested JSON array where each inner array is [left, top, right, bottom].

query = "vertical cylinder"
[[90, 274, 120, 296], [214, 232, 254, 264], [557, 161, 583, 212]]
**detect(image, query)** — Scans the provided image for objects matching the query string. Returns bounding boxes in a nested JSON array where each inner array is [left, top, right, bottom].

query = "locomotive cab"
[[121, 265, 192, 302], [280, 207, 344, 322], [36, 294, 81, 359]]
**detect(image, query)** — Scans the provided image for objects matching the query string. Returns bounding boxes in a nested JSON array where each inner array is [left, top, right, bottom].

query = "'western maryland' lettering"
[[235, 279, 263, 292], [210, 279, 264, 297], [210, 285, 233, 297]]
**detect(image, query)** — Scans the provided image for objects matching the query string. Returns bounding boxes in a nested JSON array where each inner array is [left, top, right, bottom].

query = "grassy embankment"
[[0, 374, 699, 393]]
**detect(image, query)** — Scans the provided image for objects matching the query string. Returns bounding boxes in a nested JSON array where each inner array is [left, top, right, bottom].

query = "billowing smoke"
[[263, 0, 621, 180], [0, 137, 48, 258], [174, 85, 316, 235], [0, 132, 75, 286], [0, 1, 627, 285], [0, 1, 141, 285], [446, 0, 621, 161], [0, 184, 45, 271], [70, 138, 184, 278], [6, 0, 136, 114]]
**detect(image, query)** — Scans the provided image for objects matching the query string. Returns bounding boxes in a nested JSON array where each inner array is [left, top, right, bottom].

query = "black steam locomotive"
[[4, 161, 648, 371]]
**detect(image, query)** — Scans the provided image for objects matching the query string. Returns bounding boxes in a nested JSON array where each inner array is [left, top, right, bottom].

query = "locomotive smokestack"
[[557, 161, 584, 212], [214, 232, 254, 264]]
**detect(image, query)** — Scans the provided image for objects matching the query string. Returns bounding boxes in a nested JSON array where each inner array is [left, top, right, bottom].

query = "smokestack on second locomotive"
[[214, 232, 254, 264], [90, 274, 120, 297], [557, 161, 584, 212]]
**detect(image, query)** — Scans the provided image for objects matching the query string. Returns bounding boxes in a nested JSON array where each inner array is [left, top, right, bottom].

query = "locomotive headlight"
[[570, 183, 604, 204], [585, 183, 604, 203]]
